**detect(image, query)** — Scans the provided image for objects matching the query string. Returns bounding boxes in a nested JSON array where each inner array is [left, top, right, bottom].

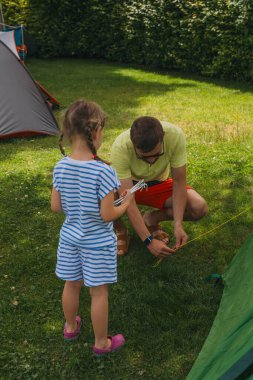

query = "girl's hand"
[[120, 189, 134, 206]]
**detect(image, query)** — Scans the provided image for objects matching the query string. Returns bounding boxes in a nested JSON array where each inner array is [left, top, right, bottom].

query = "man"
[[111, 116, 208, 258]]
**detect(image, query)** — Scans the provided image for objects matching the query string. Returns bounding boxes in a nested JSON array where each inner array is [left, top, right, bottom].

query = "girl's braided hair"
[[59, 100, 108, 163]]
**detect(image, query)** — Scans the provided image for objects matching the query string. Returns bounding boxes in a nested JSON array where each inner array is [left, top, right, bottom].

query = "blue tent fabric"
[[14, 27, 22, 45]]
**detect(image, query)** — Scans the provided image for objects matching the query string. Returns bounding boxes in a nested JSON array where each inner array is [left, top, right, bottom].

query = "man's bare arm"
[[171, 165, 188, 248], [118, 179, 174, 257]]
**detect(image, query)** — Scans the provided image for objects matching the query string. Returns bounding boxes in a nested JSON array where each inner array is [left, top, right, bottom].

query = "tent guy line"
[[154, 204, 253, 267]]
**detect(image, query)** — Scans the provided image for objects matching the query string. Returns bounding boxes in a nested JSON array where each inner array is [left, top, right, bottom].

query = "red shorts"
[[134, 179, 192, 210]]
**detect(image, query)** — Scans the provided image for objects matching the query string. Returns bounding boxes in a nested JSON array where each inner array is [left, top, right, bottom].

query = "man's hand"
[[147, 239, 175, 258], [173, 225, 188, 250]]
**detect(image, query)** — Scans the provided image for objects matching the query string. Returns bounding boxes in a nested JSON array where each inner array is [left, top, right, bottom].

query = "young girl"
[[51, 100, 133, 356]]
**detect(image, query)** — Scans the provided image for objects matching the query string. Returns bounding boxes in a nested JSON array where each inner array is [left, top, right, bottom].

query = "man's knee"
[[191, 198, 208, 220]]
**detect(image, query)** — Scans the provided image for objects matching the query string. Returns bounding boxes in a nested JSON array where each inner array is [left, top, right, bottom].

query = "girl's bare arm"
[[51, 187, 63, 213], [100, 190, 132, 222]]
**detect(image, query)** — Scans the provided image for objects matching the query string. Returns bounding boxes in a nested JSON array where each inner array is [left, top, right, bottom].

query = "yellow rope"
[[153, 204, 253, 268]]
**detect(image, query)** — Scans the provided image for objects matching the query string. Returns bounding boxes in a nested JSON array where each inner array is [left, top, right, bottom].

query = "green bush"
[[2, 0, 253, 81], [1, 0, 29, 27]]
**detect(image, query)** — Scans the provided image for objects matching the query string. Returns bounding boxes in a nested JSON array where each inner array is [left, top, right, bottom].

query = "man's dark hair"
[[130, 116, 164, 152]]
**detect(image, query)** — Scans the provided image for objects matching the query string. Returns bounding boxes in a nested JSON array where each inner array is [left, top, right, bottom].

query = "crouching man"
[[110, 116, 208, 258]]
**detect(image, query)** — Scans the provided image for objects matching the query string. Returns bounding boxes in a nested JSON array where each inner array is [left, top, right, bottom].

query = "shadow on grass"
[[27, 58, 198, 114], [28, 57, 253, 98], [110, 57, 253, 95], [151, 68, 253, 95], [0, 135, 60, 163]]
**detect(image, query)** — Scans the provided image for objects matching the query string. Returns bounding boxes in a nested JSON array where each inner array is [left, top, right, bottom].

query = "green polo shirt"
[[110, 121, 186, 182]]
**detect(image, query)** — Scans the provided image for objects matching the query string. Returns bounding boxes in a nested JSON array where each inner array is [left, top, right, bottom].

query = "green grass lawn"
[[0, 58, 253, 380]]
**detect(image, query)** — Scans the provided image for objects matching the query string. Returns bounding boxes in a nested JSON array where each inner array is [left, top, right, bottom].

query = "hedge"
[[1, 0, 253, 81]]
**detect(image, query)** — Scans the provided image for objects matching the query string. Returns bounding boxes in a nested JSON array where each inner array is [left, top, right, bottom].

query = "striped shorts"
[[55, 239, 117, 287]]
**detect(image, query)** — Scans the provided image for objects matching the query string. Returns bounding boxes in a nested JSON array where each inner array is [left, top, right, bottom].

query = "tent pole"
[[0, 3, 5, 31], [21, 23, 25, 62]]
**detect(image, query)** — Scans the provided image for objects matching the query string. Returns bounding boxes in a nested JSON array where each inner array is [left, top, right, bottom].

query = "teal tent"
[[187, 232, 253, 380]]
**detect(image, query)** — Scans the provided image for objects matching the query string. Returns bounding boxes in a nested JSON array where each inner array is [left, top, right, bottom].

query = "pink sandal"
[[93, 334, 125, 356], [64, 316, 82, 341]]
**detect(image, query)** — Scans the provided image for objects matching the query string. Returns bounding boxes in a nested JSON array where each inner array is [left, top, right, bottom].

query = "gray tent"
[[0, 30, 59, 139]]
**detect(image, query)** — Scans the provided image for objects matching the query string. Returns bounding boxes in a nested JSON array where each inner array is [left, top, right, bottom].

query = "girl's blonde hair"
[[59, 100, 106, 161]]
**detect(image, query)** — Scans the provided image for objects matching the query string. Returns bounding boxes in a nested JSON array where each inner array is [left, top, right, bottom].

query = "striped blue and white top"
[[53, 157, 121, 248]]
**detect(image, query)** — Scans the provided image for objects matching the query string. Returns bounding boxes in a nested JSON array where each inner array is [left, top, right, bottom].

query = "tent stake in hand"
[[114, 179, 147, 206]]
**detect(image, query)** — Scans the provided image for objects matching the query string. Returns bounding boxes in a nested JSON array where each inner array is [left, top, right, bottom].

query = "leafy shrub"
[[1, 0, 253, 81]]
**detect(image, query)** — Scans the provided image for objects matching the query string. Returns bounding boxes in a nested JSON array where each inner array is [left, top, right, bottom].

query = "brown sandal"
[[116, 229, 131, 256], [146, 224, 169, 242]]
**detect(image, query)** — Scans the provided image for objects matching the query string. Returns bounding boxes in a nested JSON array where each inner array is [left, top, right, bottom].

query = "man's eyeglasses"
[[135, 141, 164, 162]]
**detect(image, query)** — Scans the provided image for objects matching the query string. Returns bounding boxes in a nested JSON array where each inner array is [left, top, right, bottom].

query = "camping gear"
[[0, 28, 59, 139], [6, 25, 27, 61], [6, 24, 60, 108], [186, 232, 253, 380], [113, 179, 147, 205]]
